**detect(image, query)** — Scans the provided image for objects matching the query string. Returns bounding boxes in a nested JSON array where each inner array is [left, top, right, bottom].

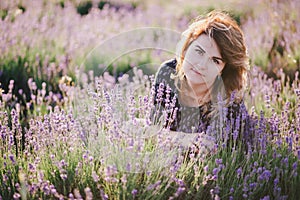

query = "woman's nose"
[[196, 57, 209, 70]]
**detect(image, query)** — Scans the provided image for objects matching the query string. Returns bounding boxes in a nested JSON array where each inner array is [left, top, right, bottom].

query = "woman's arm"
[[122, 118, 216, 155], [141, 120, 216, 154]]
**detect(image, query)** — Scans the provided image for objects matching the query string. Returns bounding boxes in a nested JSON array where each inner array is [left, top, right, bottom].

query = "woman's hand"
[[121, 119, 216, 155], [191, 134, 216, 155], [167, 131, 216, 155]]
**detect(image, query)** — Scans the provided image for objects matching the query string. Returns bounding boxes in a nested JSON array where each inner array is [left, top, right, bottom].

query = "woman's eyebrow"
[[195, 45, 205, 53]]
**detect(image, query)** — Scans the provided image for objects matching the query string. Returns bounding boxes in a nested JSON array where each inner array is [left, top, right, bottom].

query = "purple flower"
[[147, 180, 161, 190], [50, 154, 55, 160], [175, 178, 185, 187], [259, 170, 272, 182], [257, 167, 262, 174], [51, 188, 57, 195], [42, 183, 50, 195], [212, 175, 218, 181], [100, 189, 108, 200], [260, 196, 270, 200], [174, 187, 185, 197], [215, 158, 222, 165], [59, 159, 67, 168], [237, 168, 242, 178], [165, 85, 171, 103], [156, 82, 165, 103], [15, 183, 20, 191], [254, 161, 258, 167], [243, 185, 249, 192], [131, 189, 138, 196], [68, 193, 75, 200], [232, 130, 239, 141], [9, 154, 16, 165], [249, 182, 257, 189], [212, 168, 219, 176], [13, 193, 21, 200], [60, 173, 67, 181], [214, 186, 220, 194], [274, 178, 279, 186], [282, 157, 288, 167], [92, 171, 99, 182], [204, 165, 209, 173], [28, 163, 36, 172], [2, 174, 8, 183], [292, 162, 297, 170]]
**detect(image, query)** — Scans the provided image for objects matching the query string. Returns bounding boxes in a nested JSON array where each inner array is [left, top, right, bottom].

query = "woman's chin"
[[187, 78, 206, 86]]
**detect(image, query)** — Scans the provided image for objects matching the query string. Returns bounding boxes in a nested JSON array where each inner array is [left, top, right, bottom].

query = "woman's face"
[[182, 34, 225, 90]]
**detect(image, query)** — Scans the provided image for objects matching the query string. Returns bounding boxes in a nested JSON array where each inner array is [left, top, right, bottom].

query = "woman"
[[151, 11, 251, 152]]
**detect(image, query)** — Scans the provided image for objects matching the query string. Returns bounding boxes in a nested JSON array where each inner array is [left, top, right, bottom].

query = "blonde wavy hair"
[[173, 11, 249, 104]]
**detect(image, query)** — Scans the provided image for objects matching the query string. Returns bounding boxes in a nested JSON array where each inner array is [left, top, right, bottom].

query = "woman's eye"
[[195, 49, 204, 55], [212, 58, 220, 65]]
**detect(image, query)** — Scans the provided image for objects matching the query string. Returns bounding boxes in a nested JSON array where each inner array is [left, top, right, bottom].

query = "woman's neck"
[[179, 79, 211, 107]]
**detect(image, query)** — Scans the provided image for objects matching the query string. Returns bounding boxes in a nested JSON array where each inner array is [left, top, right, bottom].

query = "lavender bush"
[[1, 65, 300, 199], [1, 0, 300, 199], [243, 0, 300, 77]]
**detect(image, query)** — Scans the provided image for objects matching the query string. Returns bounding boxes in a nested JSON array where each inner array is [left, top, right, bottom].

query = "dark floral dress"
[[151, 58, 253, 144]]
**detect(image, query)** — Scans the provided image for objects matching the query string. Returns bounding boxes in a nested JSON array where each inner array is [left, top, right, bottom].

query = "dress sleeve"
[[150, 60, 177, 128]]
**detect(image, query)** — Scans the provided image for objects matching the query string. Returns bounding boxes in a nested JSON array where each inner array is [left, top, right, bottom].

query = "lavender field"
[[0, 0, 300, 199]]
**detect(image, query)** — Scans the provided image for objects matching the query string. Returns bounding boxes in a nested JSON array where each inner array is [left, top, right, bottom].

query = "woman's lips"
[[191, 68, 202, 75]]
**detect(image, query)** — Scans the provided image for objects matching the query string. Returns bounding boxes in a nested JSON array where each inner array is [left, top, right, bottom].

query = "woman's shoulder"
[[154, 58, 177, 86], [157, 58, 177, 75], [160, 58, 177, 69]]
